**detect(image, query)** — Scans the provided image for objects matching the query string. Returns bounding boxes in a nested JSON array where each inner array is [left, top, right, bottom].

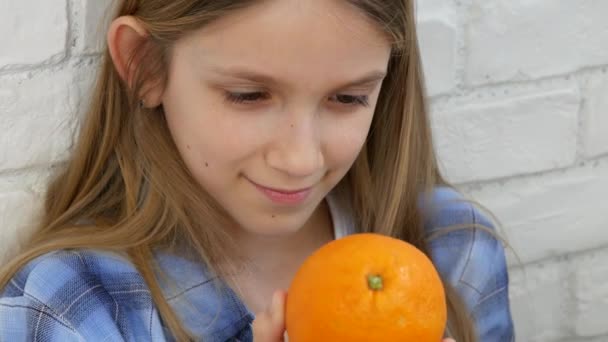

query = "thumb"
[[269, 290, 287, 326], [252, 290, 287, 342]]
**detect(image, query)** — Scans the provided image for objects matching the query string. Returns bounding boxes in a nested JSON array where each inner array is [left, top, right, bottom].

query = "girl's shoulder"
[[3, 249, 146, 299], [423, 186, 496, 233], [424, 187, 514, 340], [424, 186, 510, 308], [0, 249, 166, 341]]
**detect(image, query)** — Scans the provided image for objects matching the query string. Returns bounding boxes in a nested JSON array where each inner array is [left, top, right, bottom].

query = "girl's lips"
[[248, 179, 313, 205]]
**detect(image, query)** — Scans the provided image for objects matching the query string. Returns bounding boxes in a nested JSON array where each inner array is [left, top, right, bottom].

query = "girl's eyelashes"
[[224, 91, 271, 104], [328, 94, 370, 107], [223, 91, 370, 107]]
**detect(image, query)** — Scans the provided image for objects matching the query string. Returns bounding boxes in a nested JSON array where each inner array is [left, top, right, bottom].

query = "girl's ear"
[[107, 16, 163, 108]]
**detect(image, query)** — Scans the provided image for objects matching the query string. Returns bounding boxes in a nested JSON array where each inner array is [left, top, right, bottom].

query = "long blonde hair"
[[1, 0, 477, 340]]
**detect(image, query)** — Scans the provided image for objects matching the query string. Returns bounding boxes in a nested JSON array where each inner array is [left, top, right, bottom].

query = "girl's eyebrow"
[[210, 66, 387, 90], [333, 71, 388, 90]]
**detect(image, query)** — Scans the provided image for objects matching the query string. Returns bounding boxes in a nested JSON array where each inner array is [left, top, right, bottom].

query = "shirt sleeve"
[[0, 250, 168, 341], [425, 188, 515, 341], [465, 222, 515, 341], [0, 294, 83, 341]]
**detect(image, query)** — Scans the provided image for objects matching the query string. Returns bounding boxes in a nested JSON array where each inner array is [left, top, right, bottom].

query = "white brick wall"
[[0, 1, 607, 341], [464, 1, 608, 86], [417, 1, 608, 341], [0, 1, 68, 68]]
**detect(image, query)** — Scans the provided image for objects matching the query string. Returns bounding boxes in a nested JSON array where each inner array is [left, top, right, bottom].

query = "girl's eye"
[[224, 91, 270, 104], [224, 91, 369, 108], [329, 94, 370, 107]]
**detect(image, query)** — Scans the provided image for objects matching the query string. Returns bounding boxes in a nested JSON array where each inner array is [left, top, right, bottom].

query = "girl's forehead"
[[179, 0, 390, 58], [176, 0, 392, 79]]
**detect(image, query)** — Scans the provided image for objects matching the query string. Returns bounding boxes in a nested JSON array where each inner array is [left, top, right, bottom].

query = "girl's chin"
[[238, 215, 309, 237], [245, 223, 304, 237]]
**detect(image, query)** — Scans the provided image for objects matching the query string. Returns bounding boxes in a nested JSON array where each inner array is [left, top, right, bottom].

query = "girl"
[[0, 0, 513, 341]]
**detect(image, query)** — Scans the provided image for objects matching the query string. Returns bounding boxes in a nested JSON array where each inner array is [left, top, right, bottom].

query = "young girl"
[[0, 0, 513, 341]]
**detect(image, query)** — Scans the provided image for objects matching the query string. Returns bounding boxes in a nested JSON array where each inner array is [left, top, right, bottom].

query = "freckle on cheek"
[[187, 145, 191, 150], [271, 215, 276, 218], [205, 162, 209, 167]]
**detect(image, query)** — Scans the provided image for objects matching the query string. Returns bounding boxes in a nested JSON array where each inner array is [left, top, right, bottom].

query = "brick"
[[465, 0, 608, 85], [0, 168, 54, 264], [0, 61, 98, 171], [508, 246, 608, 341], [466, 158, 608, 264], [509, 260, 571, 341], [0, 189, 43, 264], [0, 0, 68, 69], [417, 2, 458, 96], [572, 248, 608, 337], [581, 336, 608, 342], [432, 84, 579, 183], [582, 72, 608, 158], [72, 0, 115, 55]]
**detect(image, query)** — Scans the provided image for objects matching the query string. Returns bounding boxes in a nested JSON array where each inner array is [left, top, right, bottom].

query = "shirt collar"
[[154, 251, 254, 341], [151, 189, 347, 340]]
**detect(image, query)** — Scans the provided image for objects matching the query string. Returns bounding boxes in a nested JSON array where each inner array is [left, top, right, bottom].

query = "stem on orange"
[[367, 274, 383, 291]]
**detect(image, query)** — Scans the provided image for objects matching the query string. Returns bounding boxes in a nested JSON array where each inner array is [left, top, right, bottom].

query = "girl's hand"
[[252, 290, 287, 342], [252, 290, 456, 342]]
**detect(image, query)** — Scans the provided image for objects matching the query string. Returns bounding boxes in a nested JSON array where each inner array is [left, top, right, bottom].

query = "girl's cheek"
[[326, 126, 370, 159]]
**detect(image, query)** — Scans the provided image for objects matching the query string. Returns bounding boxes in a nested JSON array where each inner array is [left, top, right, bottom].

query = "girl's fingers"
[[252, 290, 287, 342], [252, 310, 270, 340], [270, 290, 287, 325]]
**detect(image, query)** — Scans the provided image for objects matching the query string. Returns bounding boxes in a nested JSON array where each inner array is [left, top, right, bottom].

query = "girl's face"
[[161, 0, 391, 236]]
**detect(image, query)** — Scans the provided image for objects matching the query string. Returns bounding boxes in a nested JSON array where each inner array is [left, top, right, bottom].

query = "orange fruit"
[[285, 233, 447, 342]]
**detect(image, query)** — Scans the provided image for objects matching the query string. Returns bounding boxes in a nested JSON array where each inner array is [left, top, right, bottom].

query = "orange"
[[285, 233, 447, 342]]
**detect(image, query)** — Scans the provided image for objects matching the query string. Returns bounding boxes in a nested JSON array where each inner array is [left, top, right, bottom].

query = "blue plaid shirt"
[[0, 187, 514, 341]]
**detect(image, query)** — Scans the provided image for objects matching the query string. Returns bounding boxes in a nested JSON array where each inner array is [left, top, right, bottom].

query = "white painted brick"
[[582, 72, 608, 158], [465, 1, 608, 85], [571, 336, 608, 342], [0, 62, 97, 171], [572, 248, 608, 337], [509, 260, 571, 341], [466, 158, 608, 264], [72, 0, 115, 55], [417, 2, 458, 96], [0, 190, 43, 263], [432, 84, 579, 183], [0, 0, 68, 69], [0, 167, 55, 197], [0, 169, 54, 264], [509, 247, 608, 342]]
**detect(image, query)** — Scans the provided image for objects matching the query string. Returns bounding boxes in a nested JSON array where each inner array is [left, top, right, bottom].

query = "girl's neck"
[[230, 200, 335, 273], [224, 200, 335, 313]]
